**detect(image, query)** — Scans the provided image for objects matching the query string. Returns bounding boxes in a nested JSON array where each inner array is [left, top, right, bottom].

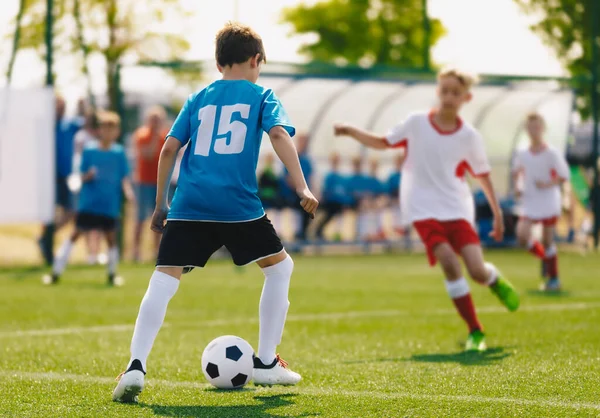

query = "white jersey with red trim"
[[513, 145, 569, 220], [386, 112, 491, 225]]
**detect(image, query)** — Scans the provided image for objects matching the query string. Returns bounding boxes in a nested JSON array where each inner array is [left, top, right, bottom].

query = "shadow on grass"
[[141, 393, 317, 418], [344, 347, 512, 367], [407, 346, 512, 366], [526, 289, 571, 298]]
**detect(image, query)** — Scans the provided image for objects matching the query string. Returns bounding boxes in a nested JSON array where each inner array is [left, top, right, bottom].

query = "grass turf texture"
[[0, 251, 599, 417]]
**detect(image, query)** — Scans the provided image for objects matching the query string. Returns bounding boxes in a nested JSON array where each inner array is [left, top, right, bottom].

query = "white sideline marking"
[[2, 301, 599, 339], [2, 370, 599, 411]]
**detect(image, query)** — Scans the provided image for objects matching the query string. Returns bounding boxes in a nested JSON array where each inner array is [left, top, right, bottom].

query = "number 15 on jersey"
[[194, 104, 250, 156]]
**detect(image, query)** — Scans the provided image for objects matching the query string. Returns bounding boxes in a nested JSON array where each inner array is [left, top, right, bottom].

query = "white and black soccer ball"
[[201, 335, 254, 389]]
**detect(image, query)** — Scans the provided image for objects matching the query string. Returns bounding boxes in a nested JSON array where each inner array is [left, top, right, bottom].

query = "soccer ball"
[[201, 335, 254, 389]]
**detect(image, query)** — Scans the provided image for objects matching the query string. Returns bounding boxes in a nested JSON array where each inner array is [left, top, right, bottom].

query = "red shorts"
[[520, 216, 558, 227], [413, 219, 480, 266]]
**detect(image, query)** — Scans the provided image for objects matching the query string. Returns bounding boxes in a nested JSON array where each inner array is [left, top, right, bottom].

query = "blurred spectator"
[[132, 106, 168, 262], [38, 95, 83, 265], [314, 153, 351, 240], [363, 159, 386, 241], [386, 153, 407, 235], [258, 153, 282, 231], [347, 156, 372, 239], [280, 133, 313, 240]]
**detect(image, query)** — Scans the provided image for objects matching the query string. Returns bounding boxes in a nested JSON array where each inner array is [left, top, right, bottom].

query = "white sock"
[[444, 277, 470, 299], [53, 239, 74, 275], [108, 247, 119, 275], [129, 271, 180, 372], [257, 256, 294, 365], [484, 262, 499, 286]]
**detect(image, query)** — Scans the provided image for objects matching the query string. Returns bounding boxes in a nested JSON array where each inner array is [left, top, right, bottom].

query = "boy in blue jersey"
[[314, 153, 351, 240], [44, 111, 134, 286], [113, 22, 318, 402]]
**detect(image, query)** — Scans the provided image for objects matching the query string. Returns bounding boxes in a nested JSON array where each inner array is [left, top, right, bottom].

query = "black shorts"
[[76, 212, 117, 231], [156, 215, 284, 268]]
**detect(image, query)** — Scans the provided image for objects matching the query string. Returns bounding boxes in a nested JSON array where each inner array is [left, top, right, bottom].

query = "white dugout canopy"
[[257, 76, 573, 197]]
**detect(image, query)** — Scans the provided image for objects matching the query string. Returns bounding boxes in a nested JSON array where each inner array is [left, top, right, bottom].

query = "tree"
[[513, 0, 599, 119], [9, 0, 190, 110], [281, 0, 445, 69]]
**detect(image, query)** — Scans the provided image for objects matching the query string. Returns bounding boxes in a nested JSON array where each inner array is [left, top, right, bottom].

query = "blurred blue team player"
[[363, 159, 386, 241], [314, 153, 352, 240], [38, 96, 83, 265], [386, 153, 408, 235], [44, 111, 134, 286], [113, 22, 319, 403]]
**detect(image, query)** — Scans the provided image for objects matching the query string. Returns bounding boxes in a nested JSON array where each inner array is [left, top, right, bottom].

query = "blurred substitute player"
[[334, 68, 520, 352], [513, 112, 570, 291], [112, 22, 318, 403], [44, 111, 134, 286]]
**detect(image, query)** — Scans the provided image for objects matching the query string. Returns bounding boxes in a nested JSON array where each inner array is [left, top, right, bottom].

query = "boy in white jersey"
[[334, 68, 520, 352], [513, 112, 570, 291]]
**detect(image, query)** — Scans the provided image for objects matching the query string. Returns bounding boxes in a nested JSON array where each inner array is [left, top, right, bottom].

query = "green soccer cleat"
[[490, 275, 520, 312], [465, 330, 487, 352]]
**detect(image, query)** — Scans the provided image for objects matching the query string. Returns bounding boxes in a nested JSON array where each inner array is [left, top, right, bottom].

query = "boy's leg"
[[105, 228, 120, 285], [461, 244, 520, 312], [113, 221, 219, 402], [45, 228, 81, 284], [542, 225, 561, 290], [517, 218, 545, 259], [434, 243, 484, 339], [253, 251, 301, 386], [224, 216, 300, 386], [113, 266, 182, 403]]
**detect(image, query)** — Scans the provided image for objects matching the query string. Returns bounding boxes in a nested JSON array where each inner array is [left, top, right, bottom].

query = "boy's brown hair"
[[526, 112, 545, 124], [437, 67, 479, 90], [98, 110, 121, 127], [215, 22, 266, 68]]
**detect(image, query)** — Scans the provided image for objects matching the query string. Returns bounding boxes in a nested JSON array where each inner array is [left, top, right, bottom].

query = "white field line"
[[1, 301, 599, 339], [1, 370, 599, 411]]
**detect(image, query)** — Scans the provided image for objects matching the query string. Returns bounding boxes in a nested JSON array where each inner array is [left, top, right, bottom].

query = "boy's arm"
[[122, 177, 135, 202], [333, 124, 388, 149], [151, 137, 182, 232], [268, 126, 318, 217], [477, 175, 505, 242]]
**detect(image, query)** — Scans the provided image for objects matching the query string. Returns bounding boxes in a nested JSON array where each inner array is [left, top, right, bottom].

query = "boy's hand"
[[150, 207, 168, 233], [297, 188, 319, 219], [333, 123, 352, 137], [489, 215, 505, 242]]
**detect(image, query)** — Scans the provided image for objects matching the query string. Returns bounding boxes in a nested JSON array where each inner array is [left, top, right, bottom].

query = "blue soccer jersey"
[[322, 172, 352, 205], [167, 80, 295, 222], [78, 143, 130, 218]]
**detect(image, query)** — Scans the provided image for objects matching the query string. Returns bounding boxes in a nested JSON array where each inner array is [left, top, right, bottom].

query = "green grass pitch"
[[0, 250, 599, 417]]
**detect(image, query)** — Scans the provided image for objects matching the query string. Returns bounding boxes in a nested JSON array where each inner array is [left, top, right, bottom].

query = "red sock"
[[528, 240, 545, 259], [452, 294, 483, 333]]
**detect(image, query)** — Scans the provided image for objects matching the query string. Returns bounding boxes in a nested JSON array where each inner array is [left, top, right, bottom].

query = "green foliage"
[[8, 0, 191, 109], [281, 0, 445, 69], [514, 0, 599, 118]]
